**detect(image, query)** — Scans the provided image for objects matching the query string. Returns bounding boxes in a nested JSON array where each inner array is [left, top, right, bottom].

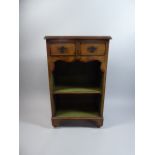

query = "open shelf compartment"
[[54, 94, 101, 118], [52, 61, 103, 118], [52, 61, 102, 94]]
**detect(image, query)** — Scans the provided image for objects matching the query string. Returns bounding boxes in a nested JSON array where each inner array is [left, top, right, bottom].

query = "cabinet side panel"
[[46, 40, 56, 116]]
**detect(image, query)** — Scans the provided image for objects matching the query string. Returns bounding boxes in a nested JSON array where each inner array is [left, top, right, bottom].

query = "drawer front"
[[80, 42, 106, 56], [49, 43, 75, 56]]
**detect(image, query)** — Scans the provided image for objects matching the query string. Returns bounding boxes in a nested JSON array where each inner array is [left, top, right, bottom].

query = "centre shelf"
[[53, 86, 102, 94]]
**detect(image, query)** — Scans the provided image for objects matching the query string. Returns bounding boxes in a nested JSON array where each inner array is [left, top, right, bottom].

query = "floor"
[[19, 93, 135, 155]]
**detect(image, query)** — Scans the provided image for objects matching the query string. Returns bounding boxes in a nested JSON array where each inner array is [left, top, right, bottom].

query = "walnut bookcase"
[[44, 36, 111, 127]]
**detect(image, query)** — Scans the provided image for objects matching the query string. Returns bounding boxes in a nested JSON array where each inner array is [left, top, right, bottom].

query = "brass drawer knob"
[[58, 46, 67, 53], [87, 46, 97, 53]]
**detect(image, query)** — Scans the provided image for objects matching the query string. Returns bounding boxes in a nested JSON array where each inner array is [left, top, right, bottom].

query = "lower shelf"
[[55, 110, 100, 118]]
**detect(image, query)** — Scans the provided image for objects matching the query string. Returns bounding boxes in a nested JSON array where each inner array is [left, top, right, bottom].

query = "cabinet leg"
[[95, 119, 103, 128], [52, 119, 60, 127]]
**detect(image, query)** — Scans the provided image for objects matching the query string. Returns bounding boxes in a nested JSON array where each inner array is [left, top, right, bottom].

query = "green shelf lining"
[[53, 86, 102, 94], [55, 110, 100, 118]]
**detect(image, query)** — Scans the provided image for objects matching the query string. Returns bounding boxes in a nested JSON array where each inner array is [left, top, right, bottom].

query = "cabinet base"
[[52, 117, 103, 128]]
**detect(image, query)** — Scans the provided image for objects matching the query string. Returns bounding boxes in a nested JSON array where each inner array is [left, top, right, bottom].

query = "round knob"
[[87, 46, 97, 53], [58, 46, 67, 53]]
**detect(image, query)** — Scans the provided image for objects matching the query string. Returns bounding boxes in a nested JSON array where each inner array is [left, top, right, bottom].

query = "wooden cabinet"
[[44, 36, 112, 127]]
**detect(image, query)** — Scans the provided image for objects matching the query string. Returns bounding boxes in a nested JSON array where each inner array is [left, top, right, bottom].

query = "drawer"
[[80, 42, 106, 56], [48, 43, 75, 56]]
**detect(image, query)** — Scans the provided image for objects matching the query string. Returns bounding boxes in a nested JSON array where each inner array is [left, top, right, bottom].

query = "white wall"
[[20, 0, 134, 99]]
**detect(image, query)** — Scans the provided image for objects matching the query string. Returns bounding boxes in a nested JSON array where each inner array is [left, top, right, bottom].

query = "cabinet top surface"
[[44, 36, 112, 40]]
